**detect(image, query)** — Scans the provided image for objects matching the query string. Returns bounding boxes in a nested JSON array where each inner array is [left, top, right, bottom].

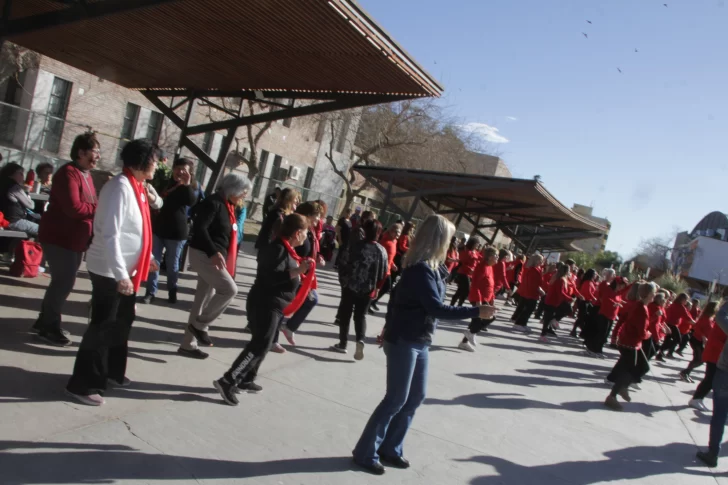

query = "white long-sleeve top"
[[86, 174, 148, 282]]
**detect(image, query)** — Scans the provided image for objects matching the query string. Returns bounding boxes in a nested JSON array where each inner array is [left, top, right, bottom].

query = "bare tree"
[[0, 42, 40, 87], [635, 236, 674, 272], [199, 98, 274, 180]]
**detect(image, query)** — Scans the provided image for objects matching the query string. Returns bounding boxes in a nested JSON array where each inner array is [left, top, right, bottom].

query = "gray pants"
[[181, 247, 238, 350], [34, 243, 84, 333]]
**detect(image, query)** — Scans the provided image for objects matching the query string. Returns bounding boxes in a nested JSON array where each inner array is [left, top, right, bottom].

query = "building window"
[[118, 102, 140, 161], [146, 111, 163, 143], [271, 154, 284, 181], [0, 72, 26, 144], [303, 167, 314, 189], [41, 77, 72, 153], [253, 149, 270, 198]]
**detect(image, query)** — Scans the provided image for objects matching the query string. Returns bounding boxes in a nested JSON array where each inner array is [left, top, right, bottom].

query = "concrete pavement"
[[0, 242, 725, 484]]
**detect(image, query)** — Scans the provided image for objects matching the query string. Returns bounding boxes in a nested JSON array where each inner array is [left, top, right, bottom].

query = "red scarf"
[[123, 168, 152, 293], [224, 200, 238, 278], [282, 237, 316, 317]]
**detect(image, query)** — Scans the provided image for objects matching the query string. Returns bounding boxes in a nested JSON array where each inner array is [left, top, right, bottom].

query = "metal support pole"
[[205, 126, 236, 196], [488, 227, 500, 245], [406, 196, 420, 221], [381, 176, 394, 214], [175, 95, 195, 157]]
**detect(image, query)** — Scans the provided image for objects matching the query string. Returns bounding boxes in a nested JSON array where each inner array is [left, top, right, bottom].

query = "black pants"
[[573, 301, 592, 333], [694, 362, 718, 400], [511, 297, 538, 327], [225, 297, 283, 385], [35, 244, 84, 333], [67, 272, 136, 396], [684, 337, 705, 375], [608, 347, 649, 396], [585, 314, 613, 354], [451, 274, 470, 307], [373, 275, 392, 306], [541, 302, 571, 336], [338, 288, 371, 347], [677, 332, 691, 354], [468, 316, 496, 335], [534, 297, 545, 319], [660, 325, 681, 355], [334, 244, 348, 268]]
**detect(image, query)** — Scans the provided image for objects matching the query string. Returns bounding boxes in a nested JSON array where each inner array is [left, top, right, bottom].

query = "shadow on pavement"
[[459, 442, 712, 485], [0, 441, 355, 485]]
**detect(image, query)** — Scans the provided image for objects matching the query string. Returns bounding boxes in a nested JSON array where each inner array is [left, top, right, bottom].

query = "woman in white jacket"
[[65, 139, 160, 406]]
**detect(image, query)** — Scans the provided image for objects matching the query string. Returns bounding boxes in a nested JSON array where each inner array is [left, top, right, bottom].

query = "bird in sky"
[[582, 32, 588, 39], [587, 20, 592, 24], [617, 67, 623, 73], [664, 3, 668, 6], [635, 48, 639, 53]]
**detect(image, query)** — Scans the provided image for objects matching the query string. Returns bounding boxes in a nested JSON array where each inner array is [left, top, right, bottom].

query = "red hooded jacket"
[[518, 266, 543, 300], [616, 302, 650, 349], [694, 314, 715, 341], [703, 324, 727, 364], [469, 261, 495, 304], [493, 260, 510, 292], [457, 250, 482, 276], [545, 277, 572, 307], [648, 302, 667, 343]]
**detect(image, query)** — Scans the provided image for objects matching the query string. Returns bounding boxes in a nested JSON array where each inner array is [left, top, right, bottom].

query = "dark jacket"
[[0, 179, 31, 224], [249, 238, 300, 311], [189, 193, 232, 258], [384, 261, 479, 345], [154, 182, 197, 241], [340, 240, 388, 296], [256, 205, 284, 249]]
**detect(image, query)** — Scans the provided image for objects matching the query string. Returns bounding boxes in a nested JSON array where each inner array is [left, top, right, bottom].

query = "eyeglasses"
[[90, 149, 101, 155]]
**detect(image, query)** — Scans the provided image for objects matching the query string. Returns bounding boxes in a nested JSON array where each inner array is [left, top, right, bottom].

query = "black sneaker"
[[235, 382, 263, 394], [188, 324, 213, 347], [168, 289, 177, 304], [141, 294, 155, 304], [369, 303, 380, 312], [213, 378, 239, 406], [352, 458, 385, 475], [696, 450, 718, 467], [379, 454, 411, 469], [177, 347, 209, 359], [655, 354, 665, 362], [330, 343, 348, 354], [37, 329, 71, 347], [29, 322, 43, 334]]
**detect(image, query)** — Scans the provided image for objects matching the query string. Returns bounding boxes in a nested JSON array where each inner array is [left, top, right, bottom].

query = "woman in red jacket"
[[676, 299, 701, 356], [656, 293, 696, 360], [610, 283, 641, 348], [493, 249, 511, 298], [391, 221, 414, 286], [604, 282, 656, 411], [445, 237, 460, 282], [584, 276, 630, 357], [505, 254, 526, 306], [450, 237, 483, 307], [533, 263, 556, 320], [681, 301, 718, 383], [511, 254, 545, 332], [570, 268, 598, 338], [540, 263, 573, 341], [32, 133, 99, 346], [369, 222, 403, 313], [459, 246, 498, 352], [690, 313, 727, 412]]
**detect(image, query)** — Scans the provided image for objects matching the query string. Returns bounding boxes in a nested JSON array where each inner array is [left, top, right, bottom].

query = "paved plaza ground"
[[1, 242, 726, 484]]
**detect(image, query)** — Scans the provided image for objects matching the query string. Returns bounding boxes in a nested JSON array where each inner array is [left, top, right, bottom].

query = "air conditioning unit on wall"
[[288, 166, 301, 180]]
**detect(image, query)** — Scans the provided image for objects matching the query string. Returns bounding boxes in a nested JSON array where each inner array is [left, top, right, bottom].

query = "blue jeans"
[[353, 339, 429, 465], [146, 235, 186, 296], [710, 367, 728, 455]]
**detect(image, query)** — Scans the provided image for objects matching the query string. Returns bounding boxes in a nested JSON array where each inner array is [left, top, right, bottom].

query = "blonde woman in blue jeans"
[[351, 214, 496, 475]]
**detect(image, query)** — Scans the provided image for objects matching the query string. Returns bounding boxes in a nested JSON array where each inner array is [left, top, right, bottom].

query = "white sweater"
[[86, 174, 149, 282]]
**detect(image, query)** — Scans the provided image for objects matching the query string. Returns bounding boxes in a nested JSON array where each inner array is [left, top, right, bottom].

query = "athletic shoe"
[[689, 399, 709, 412], [141, 294, 155, 304], [679, 372, 694, 383], [629, 383, 642, 391], [188, 324, 213, 347], [458, 341, 476, 352], [595, 353, 606, 359], [585, 350, 598, 358], [546, 328, 557, 336], [604, 395, 623, 411], [177, 347, 209, 360], [463, 330, 477, 346], [37, 329, 71, 347], [213, 378, 239, 406], [107, 377, 131, 388], [270, 342, 286, 354], [550, 319, 560, 330], [235, 382, 263, 394], [655, 354, 665, 362], [354, 341, 365, 361], [617, 388, 631, 402], [65, 389, 104, 406], [281, 325, 296, 346], [539, 336, 549, 343], [29, 322, 42, 334], [330, 343, 348, 354], [512, 325, 526, 333], [696, 450, 718, 468], [369, 303, 380, 312]]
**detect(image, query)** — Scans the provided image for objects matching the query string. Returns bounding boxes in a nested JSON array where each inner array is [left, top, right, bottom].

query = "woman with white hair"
[[178, 172, 251, 360], [351, 215, 497, 475]]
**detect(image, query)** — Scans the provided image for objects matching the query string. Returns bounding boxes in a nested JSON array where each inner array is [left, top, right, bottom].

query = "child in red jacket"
[[540, 263, 574, 341], [604, 282, 657, 411], [459, 246, 498, 352], [690, 317, 727, 412], [656, 293, 696, 360], [450, 237, 483, 307], [511, 254, 546, 331], [681, 301, 718, 383]]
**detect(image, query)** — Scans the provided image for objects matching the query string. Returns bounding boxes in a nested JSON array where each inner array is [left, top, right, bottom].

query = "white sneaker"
[[629, 383, 641, 391], [458, 341, 476, 352], [270, 343, 286, 354], [689, 399, 709, 412], [354, 341, 365, 361], [550, 319, 560, 330], [65, 389, 105, 406], [464, 330, 477, 346]]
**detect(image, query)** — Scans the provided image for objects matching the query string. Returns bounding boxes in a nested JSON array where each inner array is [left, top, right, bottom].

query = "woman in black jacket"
[[255, 187, 298, 250], [178, 173, 251, 360], [143, 158, 198, 304], [214, 213, 312, 404]]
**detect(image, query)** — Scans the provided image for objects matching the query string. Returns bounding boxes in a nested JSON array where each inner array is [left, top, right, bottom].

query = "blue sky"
[[359, 0, 727, 257]]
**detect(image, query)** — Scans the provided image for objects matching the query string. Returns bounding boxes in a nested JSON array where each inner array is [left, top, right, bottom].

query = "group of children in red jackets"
[[446, 237, 724, 413]]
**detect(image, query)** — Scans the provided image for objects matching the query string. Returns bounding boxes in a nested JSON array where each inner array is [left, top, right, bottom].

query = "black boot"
[[168, 288, 177, 304]]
